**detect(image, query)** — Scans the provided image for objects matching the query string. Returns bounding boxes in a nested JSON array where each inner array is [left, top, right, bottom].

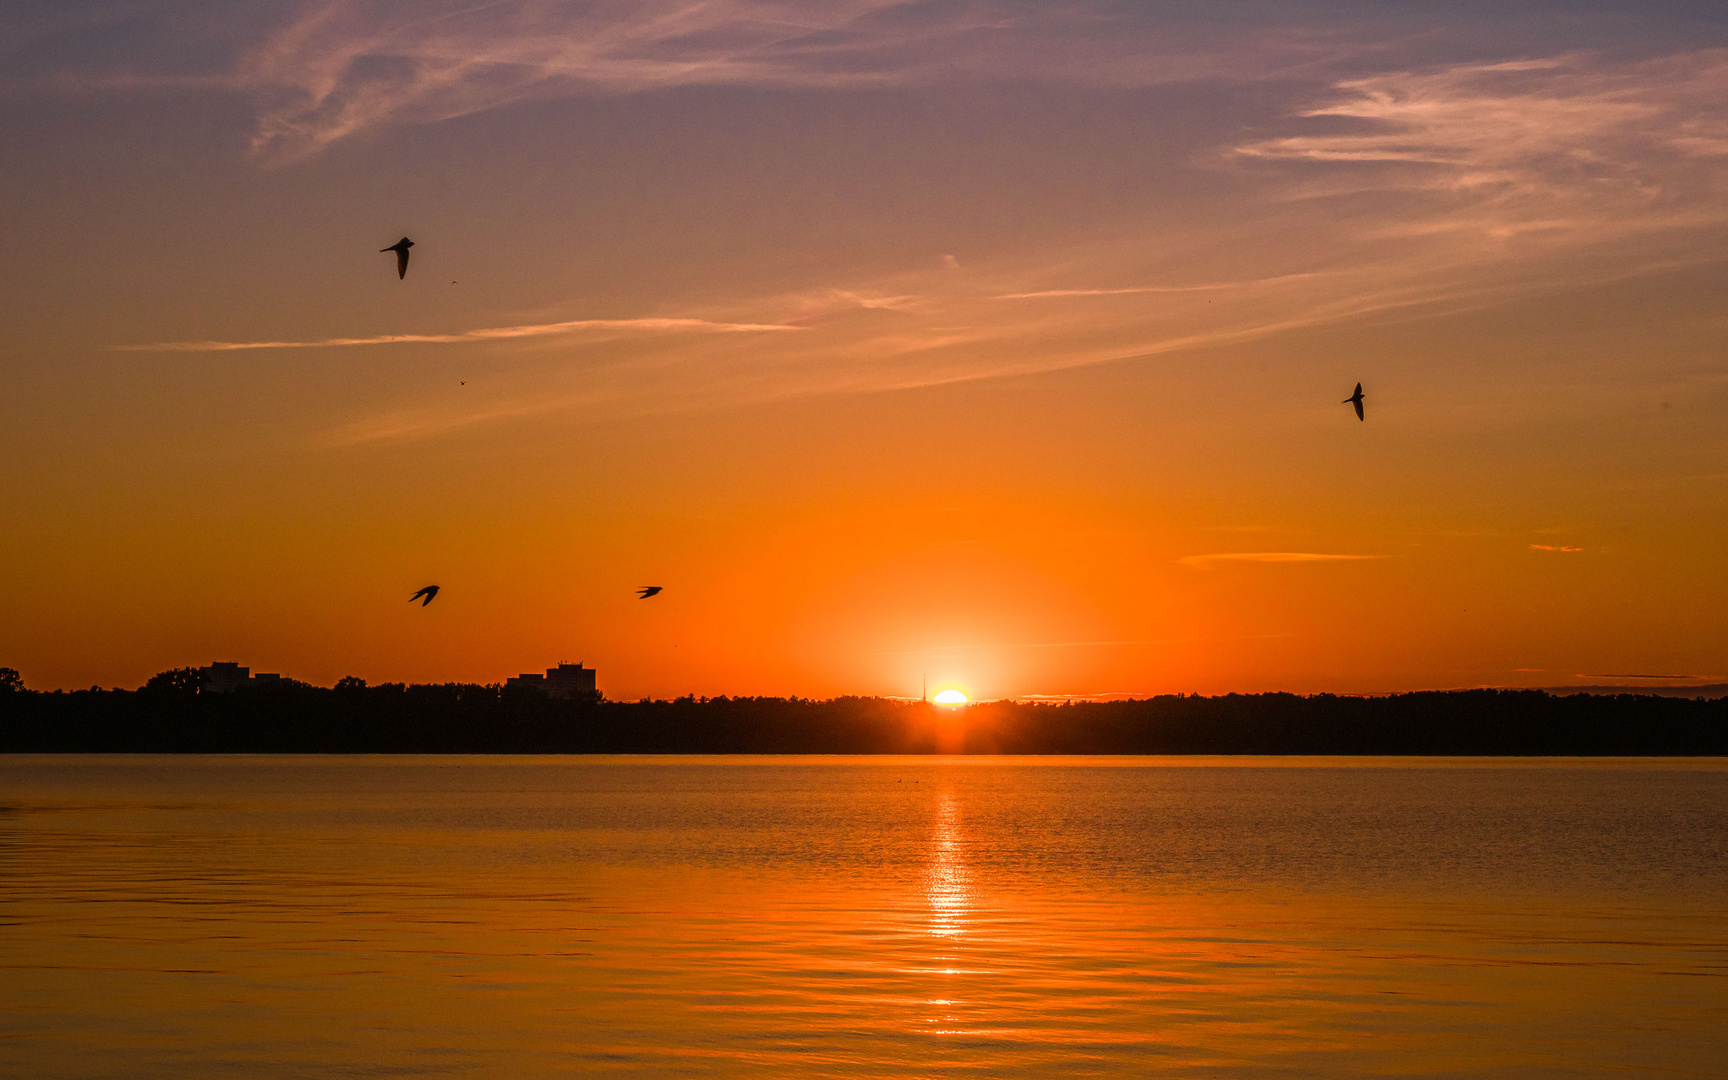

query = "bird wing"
[[396, 248, 409, 279], [638, 586, 662, 598], [1354, 399, 1364, 421]]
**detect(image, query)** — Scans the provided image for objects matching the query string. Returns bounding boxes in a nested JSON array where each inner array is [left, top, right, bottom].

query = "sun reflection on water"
[[918, 791, 978, 1037], [925, 792, 971, 940]]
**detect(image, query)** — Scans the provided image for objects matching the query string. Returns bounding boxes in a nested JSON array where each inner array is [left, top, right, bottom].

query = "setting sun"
[[932, 690, 968, 706]]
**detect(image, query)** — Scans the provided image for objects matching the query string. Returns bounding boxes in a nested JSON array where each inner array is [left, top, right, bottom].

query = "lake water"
[[2, 755, 1725, 1078]]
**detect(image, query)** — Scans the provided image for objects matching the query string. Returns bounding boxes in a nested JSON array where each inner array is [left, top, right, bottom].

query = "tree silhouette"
[[1, 682, 1723, 754], [142, 668, 202, 697]]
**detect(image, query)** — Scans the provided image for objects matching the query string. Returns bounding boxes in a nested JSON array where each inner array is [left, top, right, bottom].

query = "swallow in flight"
[[637, 586, 663, 599], [382, 237, 414, 279], [1343, 382, 1365, 421], [410, 585, 440, 606]]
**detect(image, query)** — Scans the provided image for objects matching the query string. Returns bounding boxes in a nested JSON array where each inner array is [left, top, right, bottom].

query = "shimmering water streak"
[[1, 756, 1725, 1078], [927, 792, 971, 940]]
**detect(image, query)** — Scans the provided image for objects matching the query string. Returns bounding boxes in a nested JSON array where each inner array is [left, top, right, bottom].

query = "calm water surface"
[[2, 755, 1725, 1078]]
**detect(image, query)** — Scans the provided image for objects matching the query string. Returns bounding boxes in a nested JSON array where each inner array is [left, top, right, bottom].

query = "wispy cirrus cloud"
[[1529, 544, 1584, 552], [252, 46, 1728, 444], [1178, 552, 1386, 567], [1234, 50, 1728, 241], [13, 1, 1354, 162], [234, 0, 923, 160], [118, 315, 797, 352]]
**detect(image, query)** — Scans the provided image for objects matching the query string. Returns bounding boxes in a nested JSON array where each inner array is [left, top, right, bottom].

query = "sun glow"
[[932, 689, 968, 706]]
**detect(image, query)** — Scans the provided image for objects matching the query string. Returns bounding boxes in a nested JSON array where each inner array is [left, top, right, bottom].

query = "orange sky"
[[3, 3, 1727, 696]]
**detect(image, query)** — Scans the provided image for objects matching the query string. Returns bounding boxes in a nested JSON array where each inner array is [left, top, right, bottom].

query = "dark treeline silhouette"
[[1, 672, 1725, 754]]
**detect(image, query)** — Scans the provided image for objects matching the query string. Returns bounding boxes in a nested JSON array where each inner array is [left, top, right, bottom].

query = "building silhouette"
[[199, 662, 282, 693], [507, 662, 597, 698]]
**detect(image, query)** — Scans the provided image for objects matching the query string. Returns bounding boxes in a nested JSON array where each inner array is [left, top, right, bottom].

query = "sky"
[[3, 0, 1728, 698]]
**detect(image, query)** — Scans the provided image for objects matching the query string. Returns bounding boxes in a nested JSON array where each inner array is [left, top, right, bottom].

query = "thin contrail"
[[873, 633, 1292, 656], [995, 272, 1323, 300], [119, 317, 801, 353], [1177, 552, 1385, 566]]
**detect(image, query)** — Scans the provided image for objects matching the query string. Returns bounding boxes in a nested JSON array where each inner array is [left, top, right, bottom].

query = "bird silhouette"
[[1343, 382, 1365, 421], [637, 586, 663, 599], [381, 237, 414, 279], [410, 585, 440, 606]]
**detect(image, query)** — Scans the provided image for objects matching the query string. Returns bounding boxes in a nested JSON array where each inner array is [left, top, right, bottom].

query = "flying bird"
[[637, 586, 663, 599], [381, 237, 414, 279], [410, 585, 440, 606], [1343, 382, 1365, 421]]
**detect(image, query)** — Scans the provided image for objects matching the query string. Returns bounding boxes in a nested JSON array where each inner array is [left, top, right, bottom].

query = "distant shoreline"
[[3, 686, 1725, 755]]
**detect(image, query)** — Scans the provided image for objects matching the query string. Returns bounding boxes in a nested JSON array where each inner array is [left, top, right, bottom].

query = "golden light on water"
[[932, 690, 968, 706], [925, 793, 971, 940], [3, 757, 1723, 1075]]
